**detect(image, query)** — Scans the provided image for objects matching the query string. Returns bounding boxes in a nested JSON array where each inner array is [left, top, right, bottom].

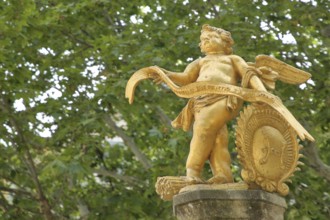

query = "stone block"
[[173, 189, 286, 220]]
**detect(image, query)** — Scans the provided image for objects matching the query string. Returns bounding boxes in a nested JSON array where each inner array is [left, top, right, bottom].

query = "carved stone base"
[[173, 189, 287, 220]]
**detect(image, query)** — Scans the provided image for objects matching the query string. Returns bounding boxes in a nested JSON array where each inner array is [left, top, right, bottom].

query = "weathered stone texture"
[[173, 189, 286, 220]]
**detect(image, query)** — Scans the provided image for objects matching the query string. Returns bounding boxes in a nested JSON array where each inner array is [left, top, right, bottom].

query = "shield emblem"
[[236, 104, 303, 196]]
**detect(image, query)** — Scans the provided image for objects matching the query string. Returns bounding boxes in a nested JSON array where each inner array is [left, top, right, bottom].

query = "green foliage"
[[0, 0, 329, 219]]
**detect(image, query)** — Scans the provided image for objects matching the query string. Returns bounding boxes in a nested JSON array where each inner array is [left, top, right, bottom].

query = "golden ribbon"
[[125, 66, 314, 142]]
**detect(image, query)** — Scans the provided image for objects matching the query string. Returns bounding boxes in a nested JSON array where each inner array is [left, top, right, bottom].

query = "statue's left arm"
[[231, 55, 267, 91]]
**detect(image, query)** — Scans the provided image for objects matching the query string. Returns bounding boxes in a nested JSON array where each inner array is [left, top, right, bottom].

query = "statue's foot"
[[207, 174, 230, 184], [182, 176, 204, 184]]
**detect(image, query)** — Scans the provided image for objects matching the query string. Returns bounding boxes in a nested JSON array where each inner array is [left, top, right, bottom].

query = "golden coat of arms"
[[236, 104, 302, 196]]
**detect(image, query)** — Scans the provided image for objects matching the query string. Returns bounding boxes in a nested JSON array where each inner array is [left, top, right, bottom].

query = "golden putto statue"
[[126, 24, 314, 200]]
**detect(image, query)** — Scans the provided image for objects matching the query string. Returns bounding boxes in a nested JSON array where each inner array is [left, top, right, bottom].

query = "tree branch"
[[92, 167, 142, 185], [300, 121, 330, 183], [155, 106, 172, 129], [0, 186, 34, 198], [23, 150, 54, 220], [61, 30, 94, 49], [302, 141, 330, 183], [0, 176, 31, 193], [67, 176, 89, 220], [104, 115, 152, 170], [102, 10, 114, 26], [0, 95, 54, 220]]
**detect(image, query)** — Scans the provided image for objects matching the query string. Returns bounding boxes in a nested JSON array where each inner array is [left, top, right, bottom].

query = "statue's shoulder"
[[227, 54, 240, 58], [227, 54, 245, 64], [190, 57, 203, 66]]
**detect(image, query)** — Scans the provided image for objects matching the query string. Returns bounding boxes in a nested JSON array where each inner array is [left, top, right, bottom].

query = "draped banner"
[[125, 66, 314, 142]]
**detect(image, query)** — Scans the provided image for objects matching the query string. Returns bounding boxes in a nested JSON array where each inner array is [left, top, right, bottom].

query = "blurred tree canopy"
[[0, 0, 329, 219]]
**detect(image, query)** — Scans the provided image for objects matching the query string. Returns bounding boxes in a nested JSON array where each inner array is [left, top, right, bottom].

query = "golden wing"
[[255, 55, 312, 84]]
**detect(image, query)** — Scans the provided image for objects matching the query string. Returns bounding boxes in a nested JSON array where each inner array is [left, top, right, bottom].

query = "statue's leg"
[[208, 125, 234, 184], [185, 99, 231, 180]]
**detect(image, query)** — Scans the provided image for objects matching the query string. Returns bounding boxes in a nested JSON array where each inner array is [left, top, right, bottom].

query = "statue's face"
[[199, 31, 223, 54]]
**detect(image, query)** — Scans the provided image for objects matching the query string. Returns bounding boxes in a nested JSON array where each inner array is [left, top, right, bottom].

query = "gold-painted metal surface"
[[126, 24, 314, 200], [236, 104, 303, 196]]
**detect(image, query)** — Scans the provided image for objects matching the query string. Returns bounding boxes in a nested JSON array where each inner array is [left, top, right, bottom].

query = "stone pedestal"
[[173, 188, 287, 220]]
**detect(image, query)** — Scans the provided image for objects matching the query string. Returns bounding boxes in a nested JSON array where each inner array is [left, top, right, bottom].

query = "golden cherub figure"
[[126, 24, 314, 200], [160, 25, 270, 184]]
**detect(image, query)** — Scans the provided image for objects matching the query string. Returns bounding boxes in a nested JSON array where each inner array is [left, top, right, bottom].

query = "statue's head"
[[200, 24, 234, 55]]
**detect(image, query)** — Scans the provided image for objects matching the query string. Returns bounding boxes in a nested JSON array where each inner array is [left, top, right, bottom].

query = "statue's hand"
[[258, 66, 272, 75], [149, 66, 168, 85]]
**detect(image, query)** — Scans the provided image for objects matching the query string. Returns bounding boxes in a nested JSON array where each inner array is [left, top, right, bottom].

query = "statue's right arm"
[[161, 58, 201, 86]]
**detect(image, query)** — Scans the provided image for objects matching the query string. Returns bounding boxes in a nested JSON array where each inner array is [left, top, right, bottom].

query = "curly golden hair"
[[201, 24, 234, 54]]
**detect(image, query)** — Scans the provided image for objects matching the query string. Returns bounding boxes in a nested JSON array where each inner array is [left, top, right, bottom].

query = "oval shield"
[[235, 104, 302, 196]]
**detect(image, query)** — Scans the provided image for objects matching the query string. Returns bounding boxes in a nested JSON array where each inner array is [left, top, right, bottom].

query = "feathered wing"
[[255, 55, 312, 85]]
